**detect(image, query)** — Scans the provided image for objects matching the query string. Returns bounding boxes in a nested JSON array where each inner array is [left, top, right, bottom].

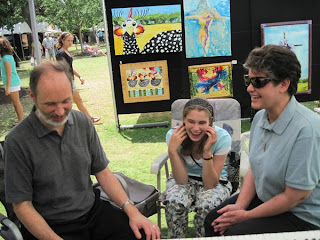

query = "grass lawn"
[[0, 45, 318, 238]]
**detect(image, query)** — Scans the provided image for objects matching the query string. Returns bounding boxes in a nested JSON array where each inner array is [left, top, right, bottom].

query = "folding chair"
[[150, 98, 242, 228], [93, 172, 159, 217], [0, 142, 23, 240]]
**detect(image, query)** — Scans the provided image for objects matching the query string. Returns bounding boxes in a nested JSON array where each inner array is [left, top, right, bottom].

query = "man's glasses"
[[243, 74, 273, 88]]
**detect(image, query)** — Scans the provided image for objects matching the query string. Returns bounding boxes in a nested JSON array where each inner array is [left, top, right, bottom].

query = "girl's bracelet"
[[203, 155, 213, 161]]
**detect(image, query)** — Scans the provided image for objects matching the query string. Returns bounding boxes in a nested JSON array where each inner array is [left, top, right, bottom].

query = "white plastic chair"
[[240, 131, 250, 185]]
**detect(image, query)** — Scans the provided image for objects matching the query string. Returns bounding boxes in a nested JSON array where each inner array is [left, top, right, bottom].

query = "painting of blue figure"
[[262, 20, 312, 94], [184, 0, 231, 58]]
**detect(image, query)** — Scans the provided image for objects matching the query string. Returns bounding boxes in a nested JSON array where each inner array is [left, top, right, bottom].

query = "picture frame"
[[112, 5, 182, 55], [188, 62, 233, 98], [119, 60, 170, 103], [184, 0, 231, 58], [261, 20, 312, 94]]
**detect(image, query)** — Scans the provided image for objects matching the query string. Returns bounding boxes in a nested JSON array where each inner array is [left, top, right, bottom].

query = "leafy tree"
[[37, 0, 103, 43], [0, 0, 26, 30], [169, 12, 181, 23]]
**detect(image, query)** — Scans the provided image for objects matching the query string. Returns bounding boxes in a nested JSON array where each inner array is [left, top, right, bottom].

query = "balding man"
[[4, 61, 160, 240]]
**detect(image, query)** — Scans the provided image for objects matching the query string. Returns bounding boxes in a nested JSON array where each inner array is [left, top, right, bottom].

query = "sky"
[[263, 22, 310, 79], [112, 4, 181, 18]]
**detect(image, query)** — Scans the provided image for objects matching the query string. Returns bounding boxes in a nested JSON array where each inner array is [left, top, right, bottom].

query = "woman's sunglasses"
[[243, 74, 273, 88]]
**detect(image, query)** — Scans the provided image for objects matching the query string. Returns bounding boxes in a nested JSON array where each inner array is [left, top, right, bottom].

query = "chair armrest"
[[239, 131, 250, 184], [0, 213, 23, 240], [240, 150, 250, 178], [240, 131, 250, 153], [150, 152, 169, 175]]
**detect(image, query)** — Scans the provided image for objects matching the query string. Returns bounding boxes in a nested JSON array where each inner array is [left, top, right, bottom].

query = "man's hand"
[[127, 207, 160, 240]]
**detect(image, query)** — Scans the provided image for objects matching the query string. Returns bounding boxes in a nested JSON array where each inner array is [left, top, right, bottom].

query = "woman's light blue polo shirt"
[[249, 96, 320, 227]]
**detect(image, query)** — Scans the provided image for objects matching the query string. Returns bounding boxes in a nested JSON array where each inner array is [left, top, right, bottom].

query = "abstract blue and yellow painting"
[[184, 0, 231, 58], [262, 20, 312, 94]]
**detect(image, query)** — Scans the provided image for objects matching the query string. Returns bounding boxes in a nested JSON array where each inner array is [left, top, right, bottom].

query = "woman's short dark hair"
[[243, 44, 301, 96], [0, 37, 13, 56], [30, 60, 73, 98]]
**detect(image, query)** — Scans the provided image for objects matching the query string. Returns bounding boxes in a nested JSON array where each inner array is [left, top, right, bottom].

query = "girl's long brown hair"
[[56, 32, 73, 50], [0, 38, 13, 56]]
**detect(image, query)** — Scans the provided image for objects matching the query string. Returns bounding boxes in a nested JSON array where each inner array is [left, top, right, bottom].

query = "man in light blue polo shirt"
[[205, 44, 320, 236]]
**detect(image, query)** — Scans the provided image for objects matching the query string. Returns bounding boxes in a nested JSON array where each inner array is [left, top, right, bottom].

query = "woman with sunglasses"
[[205, 44, 320, 236], [56, 32, 101, 123], [163, 97, 232, 238]]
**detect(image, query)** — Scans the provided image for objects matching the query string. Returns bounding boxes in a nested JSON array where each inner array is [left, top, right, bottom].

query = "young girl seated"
[[163, 97, 232, 238]]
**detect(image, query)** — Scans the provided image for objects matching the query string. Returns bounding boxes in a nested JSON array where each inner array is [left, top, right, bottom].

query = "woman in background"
[[56, 32, 101, 123], [0, 38, 24, 126]]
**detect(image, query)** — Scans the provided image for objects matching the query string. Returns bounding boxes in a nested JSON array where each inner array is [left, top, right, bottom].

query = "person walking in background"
[[56, 32, 101, 123], [163, 97, 232, 238], [52, 34, 58, 56], [204, 44, 320, 236], [73, 34, 79, 50], [98, 31, 104, 43], [0, 38, 24, 126], [42, 33, 56, 61]]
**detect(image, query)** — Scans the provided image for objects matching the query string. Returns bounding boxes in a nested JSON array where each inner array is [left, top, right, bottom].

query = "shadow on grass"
[[119, 112, 171, 143], [119, 126, 169, 143], [0, 90, 33, 141], [0, 87, 29, 105], [16, 68, 32, 80]]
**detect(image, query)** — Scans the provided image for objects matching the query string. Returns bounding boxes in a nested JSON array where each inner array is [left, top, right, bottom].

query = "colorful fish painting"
[[189, 62, 233, 98]]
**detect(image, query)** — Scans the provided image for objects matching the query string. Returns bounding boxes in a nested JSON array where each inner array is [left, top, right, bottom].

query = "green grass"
[[0, 46, 318, 238]]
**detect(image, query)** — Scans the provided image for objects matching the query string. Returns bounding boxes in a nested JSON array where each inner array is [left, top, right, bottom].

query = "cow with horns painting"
[[114, 8, 183, 55]]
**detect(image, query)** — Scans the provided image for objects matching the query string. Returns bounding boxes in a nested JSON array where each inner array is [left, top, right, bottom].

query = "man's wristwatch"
[[121, 199, 134, 210]]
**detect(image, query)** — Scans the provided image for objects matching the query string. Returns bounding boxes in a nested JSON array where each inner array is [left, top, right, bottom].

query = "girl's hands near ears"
[[168, 124, 187, 153]]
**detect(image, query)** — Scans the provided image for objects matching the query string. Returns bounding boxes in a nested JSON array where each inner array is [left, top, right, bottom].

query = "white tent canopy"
[[13, 22, 32, 34], [37, 22, 61, 33], [0, 27, 11, 35], [0, 22, 61, 35], [0, 22, 31, 34]]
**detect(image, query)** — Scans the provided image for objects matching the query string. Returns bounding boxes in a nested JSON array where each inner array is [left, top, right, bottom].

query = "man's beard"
[[37, 107, 70, 128]]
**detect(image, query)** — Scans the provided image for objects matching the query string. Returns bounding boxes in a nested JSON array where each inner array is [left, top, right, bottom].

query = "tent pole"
[[28, 0, 42, 65]]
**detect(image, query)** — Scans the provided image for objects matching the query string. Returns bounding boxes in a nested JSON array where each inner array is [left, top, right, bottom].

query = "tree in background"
[[0, 0, 28, 31], [37, 0, 103, 45]]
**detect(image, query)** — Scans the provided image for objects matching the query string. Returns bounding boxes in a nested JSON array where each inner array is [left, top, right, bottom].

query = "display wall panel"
[[105, 0, 320, 117]]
